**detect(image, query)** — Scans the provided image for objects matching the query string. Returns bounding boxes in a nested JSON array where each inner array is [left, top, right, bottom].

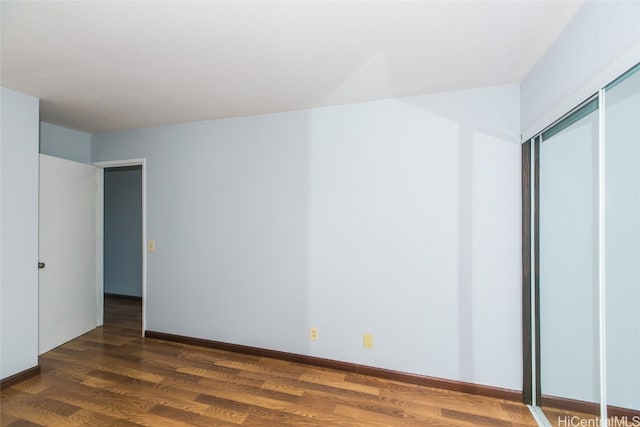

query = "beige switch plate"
[[363, 333, 373, 349], [148, 239, 156, 252]]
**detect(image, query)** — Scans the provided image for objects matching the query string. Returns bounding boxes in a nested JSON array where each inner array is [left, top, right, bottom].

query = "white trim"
[[522, 40, 640, 142], [597, 89, 607, 423], [93, 158, 147, 335], [94, 158, 146, 168], [95, 168, 104, 327], [530, 138, 537, 406], [528, 405, 552, 427]]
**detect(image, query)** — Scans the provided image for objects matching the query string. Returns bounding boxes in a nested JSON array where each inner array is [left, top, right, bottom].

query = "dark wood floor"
[[2, 296, 538, 426]]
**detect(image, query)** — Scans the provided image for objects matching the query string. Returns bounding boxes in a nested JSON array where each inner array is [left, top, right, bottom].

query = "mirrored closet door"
[[539, 99, 600, 424], [525, 63, 640, 426]]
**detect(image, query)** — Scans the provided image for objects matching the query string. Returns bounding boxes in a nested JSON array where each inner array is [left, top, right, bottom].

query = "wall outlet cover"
[[310, 327, 319, 341]]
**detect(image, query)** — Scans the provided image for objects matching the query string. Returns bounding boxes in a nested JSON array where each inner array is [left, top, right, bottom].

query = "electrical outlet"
[[363, 333, 373, 349], [310, 327, 319, 341]]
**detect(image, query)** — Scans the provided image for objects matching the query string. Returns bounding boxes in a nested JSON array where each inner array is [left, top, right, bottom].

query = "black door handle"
[[38, 262, 45, 269]]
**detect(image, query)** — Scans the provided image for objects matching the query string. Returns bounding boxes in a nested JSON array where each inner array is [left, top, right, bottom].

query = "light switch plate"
[[363, 333, 373, 349]]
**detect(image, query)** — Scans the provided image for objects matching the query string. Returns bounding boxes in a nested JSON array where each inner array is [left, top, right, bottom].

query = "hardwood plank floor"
[[2, 296, 537, 426]]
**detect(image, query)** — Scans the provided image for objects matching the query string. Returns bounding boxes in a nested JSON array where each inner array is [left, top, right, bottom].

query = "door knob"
[[38, 262, 45, 269]]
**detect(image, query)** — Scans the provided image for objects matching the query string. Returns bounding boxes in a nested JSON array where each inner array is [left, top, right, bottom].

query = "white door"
[[39, 154, 101, 355]]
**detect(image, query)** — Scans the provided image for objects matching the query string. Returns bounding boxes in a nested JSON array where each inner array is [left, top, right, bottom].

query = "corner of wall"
[[39, 122, 93, 164], [520, 1, 640, 140]]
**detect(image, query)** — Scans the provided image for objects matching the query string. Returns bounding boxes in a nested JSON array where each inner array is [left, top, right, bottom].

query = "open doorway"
[[94, 159, 147, 335], [104, 166, 142, 299], [103, 165, 143, 333]]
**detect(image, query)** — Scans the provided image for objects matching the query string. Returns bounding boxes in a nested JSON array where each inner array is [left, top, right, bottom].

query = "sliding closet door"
[[605, 65, 640, 412], [539, 101, 600, 415]]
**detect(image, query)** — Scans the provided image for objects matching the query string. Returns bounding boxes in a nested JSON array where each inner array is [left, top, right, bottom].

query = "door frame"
[[93, 158, 147, 335]]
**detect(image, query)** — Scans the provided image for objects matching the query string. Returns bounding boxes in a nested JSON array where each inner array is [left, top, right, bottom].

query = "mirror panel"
[[605, 65, 640, 412], [539, 103, 600, 420]]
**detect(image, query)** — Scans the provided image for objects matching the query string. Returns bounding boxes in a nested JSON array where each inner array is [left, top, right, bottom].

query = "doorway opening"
[[103, 165, 143, 333], [94, 159, 147, 335]]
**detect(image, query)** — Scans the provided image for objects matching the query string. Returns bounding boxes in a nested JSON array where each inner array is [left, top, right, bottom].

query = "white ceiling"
[[1, 1, 583, 133]]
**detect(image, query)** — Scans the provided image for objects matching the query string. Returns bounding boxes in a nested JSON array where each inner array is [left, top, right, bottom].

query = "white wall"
[[521, 1, 640, 140], [92, 84, 522, 390], [40, 122, 91, 163], [0, 87, 40, 379]]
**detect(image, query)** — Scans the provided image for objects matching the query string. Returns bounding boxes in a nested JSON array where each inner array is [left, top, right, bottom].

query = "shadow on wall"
[[302, 47, 520, 386]]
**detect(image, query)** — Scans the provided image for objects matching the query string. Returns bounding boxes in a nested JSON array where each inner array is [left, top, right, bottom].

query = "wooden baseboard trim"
[[145, 330, 522, 402], [104, 293, 142, 302], [542, 395, 640, 418], [0, 365, 41, 390]]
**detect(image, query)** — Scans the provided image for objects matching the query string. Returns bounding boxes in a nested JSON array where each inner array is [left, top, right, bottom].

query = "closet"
[[523, 63, 639, 425]]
